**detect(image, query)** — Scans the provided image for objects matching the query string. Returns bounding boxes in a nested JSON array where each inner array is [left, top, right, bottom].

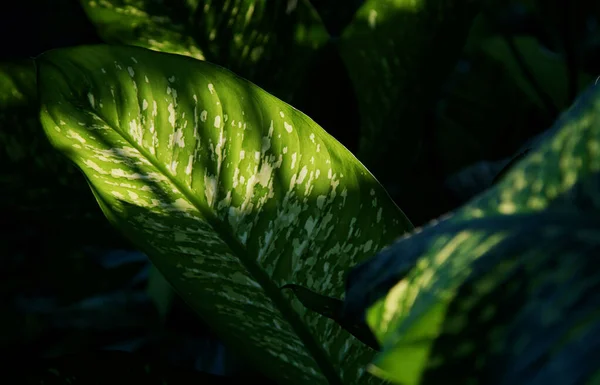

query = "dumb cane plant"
[[35, 42, 600, 385], [4, 0, 600, 384], [36, 44, 412, 385]]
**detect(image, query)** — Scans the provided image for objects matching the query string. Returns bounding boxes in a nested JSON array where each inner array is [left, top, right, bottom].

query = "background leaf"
[[37, 44, 413, 385], [7, 350, 248, 385], [337, 0, 481, 223], [343, 82, 600, 384], [80, 0, 330, 103]]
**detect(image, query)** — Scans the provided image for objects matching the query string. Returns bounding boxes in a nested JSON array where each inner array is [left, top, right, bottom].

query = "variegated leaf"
[[343, 83, 600, 384], [80, 0, 329, 102], [36, 44, 413, 385]]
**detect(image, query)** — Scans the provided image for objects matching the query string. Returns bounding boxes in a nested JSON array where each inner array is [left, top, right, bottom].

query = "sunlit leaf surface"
[[37, 44, 413, 385]]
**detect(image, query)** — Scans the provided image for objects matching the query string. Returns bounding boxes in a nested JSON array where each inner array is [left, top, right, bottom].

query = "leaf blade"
[[37, 44, 413, 385]]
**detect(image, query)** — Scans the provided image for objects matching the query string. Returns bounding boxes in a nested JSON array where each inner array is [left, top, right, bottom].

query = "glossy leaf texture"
[[337, 0, 481, 193], [343, 82, 600, 385], [36, 44, 413, 385], [79, 0, 329, 102]]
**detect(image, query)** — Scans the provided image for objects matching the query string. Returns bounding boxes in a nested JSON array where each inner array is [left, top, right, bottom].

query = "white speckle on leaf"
[[316, 195, 326, 209], [368, 9, 377, 28], [169, 160, 179, 175], [291, 153, 297, 169], [129, 120, 143, 144], [67, 130, 86, 144], [208, 83, 215, 94], [142, 99, 149, 110], [201, 110, 208, 122], [284, 122, 293, 133], [87, 92, 95, 108], [297, 166, 308, 184], [127, 67, 135, 77], [83, 159, 107, 174], [171, 128, 185, 148], [214, 115, 221, 128], [168, 76, 176, 83], [204, 173, 217, 207], [279, 111, 285, 118], [185, 155, 194, 175], [168, 103, 176, 128]]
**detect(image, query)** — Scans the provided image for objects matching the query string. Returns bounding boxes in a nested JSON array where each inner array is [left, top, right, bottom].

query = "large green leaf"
[[342, 83, 600, 384], [337, 0, 481, 196], [79, 0, 329, 102], [36, 44, 413, 385]]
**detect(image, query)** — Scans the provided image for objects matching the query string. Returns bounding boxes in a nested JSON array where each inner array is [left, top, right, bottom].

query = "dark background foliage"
[[0, 0, 599, 383]]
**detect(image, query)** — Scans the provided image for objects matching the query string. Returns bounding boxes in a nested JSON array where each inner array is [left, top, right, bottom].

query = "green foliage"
[[343, 83, 600, 384], [79, 0, 329, 102], [281, 283, 380, 351], [36, 44, 412, 385], [337, 0, 481, 220], [1, 1, 600, 384]]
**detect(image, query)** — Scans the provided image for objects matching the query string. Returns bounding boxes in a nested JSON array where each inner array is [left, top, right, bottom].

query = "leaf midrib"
[[51, 53, 345, 385]]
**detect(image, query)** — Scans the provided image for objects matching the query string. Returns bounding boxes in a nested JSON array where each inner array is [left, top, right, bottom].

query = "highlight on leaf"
[[343, 83, 600, 385], [36, 44, 413, 385]]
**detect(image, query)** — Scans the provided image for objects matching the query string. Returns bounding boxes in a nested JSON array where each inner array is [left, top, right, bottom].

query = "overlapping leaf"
[[0, 60, 119, 246], [36, 45, 413, 385], [80, 0, 329, 102], [343, 82, 600, 384], [337, 0, 481, 192]]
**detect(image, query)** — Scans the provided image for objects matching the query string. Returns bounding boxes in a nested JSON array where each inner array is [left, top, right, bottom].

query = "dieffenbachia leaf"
[[342, 83, 600, 384], [281, 283, 380, 351], [36, 44, 413, 385], [337, 0, 481, 196], [80, 0, 329, 102]]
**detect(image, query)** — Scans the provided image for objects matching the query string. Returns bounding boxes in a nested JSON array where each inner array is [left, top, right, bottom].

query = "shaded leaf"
[[282, 283, 380, 351], [343, 83, 600, 384], [480, 35, 595, 113], [8, 350, 245, 385], [337, 0, 481, 194], [37, 44, 413, 385], [309, 0, 364, 37], [80, 0, 329, 102]]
